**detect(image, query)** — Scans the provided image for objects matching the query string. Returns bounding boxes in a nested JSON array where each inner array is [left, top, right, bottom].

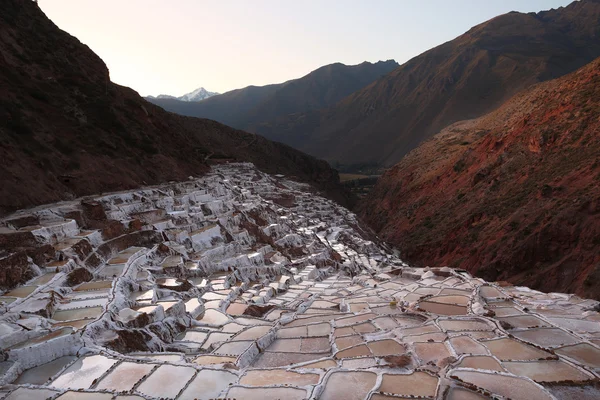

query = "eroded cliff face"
[[0, 0, 352, 215], [359, 58, 600, 299]]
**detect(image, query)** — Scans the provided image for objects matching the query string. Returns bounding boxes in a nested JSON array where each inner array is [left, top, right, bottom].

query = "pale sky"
[[40, 0, 573, 97]]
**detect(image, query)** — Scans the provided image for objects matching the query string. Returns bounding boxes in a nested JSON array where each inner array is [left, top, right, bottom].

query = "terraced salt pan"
[[56, 392, 113, 400], [227, 386, 307, 400], [449, 335, 489, 355], [503, 360, 594, 382], [320, 371, 377, 400], [414, 342, 451, 363], [95, 362, 156, 391], [15, 355, 77, 385], [379, 372, 438, 397], [555, 343, 600, 368], [483, 337, 552, 360], [3, 163, 600, 400], [450, 370, 553, 400], [135, 364, 196, 398], [446, 387, 489, 400], [253, 352, 325, 368], [455, 355, 504, 371], [10, 327, 73, 349], [3, 387, 60, 400], [4, 286, 37, 298], [512, 328, 580, 348], [240, 369, 319, 386], [50, 355, 117, 390], [179, 369, 238, 400], [418, 301, 467, 315]]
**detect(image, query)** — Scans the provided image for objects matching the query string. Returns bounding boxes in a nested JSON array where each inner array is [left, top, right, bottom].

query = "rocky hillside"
[[271, 0, 600, 167], [145, 60, 399, 136], [0, 0, 353, 215], [359, 57, 600, 299]]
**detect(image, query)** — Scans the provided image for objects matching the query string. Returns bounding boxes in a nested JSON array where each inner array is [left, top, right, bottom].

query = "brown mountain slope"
[[0, 0, 352, 215], [358, 57, 600, 299], [271, 0, 600, 167], [145, 60, 399, 135]]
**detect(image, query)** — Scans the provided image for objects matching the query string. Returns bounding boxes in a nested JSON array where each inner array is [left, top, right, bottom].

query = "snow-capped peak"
[[179, 87, 219, 102], [147, 87, 219, 102]]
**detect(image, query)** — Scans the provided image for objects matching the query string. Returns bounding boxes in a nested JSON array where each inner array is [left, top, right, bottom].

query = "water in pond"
[[547, 317, 600, 333], [418, 301, 467, 315], [15, 356, 77, 385], [50, 355, 117, 390], [446, 387, 489, 400], [179, 369, 238, 400], [484, 338, 551, 361], [4, 388, 60, 400], [512, 328, 579, 348], [52, 319, 92, 331], [227, 386, 307, 400], [226, 302, 248, 315], [301, 337, 330, 352], [367, 339, 405, 356], [320, 371, 377, 400], [201, 332, 232, 350], [426, 295, 470, 306], [10, 327, 73, 349], [177, 330, 208, 343], [196, 309, 229, 326], [335, 344, 371, 359], [4, 286, 37, 298], [294, 359, 337, 369], [503, 360, 593, 382], [233, 325, 271, 340], [335, 335, 363, 350], [95, 362, 155, 391], [450, 370, 553, 400], [252, 352, 323, 368], [379, 372, 438, 397], [414, 342, 451, 363], [341, 357, 378, 369], [438, 319, 492, 331], [30, 273, 57, 285], [240, 369, 319, 386], [193, 355, 237, 366], [308, 322, 331, 336], [449, 336, 488, 355], [56, 391, 113, 399], [52, 307, 103, 321], [74, 281, 112, 291], [136, 364, 196, 399], [480, 286, 504, 298], [268, 338, 301, 352], [213, 340, 253, 356], [555, 343, 600, 368], [497, 315, 550, 329]]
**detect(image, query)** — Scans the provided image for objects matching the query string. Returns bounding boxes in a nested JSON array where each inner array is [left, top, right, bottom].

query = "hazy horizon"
[[40, 0, 573, 97]]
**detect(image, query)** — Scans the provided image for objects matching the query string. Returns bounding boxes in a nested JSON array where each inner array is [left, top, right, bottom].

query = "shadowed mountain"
[[267, 0, 600, 168], [145, 60, 399, 135], [0, 0, 353, 215], [358, 57, 600, 299]]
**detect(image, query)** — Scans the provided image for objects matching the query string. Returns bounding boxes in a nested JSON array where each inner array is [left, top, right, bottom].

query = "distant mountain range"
[[145, 60, 399, 139], [146, 87, 219, 102], [147, 0, 600, 170]]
